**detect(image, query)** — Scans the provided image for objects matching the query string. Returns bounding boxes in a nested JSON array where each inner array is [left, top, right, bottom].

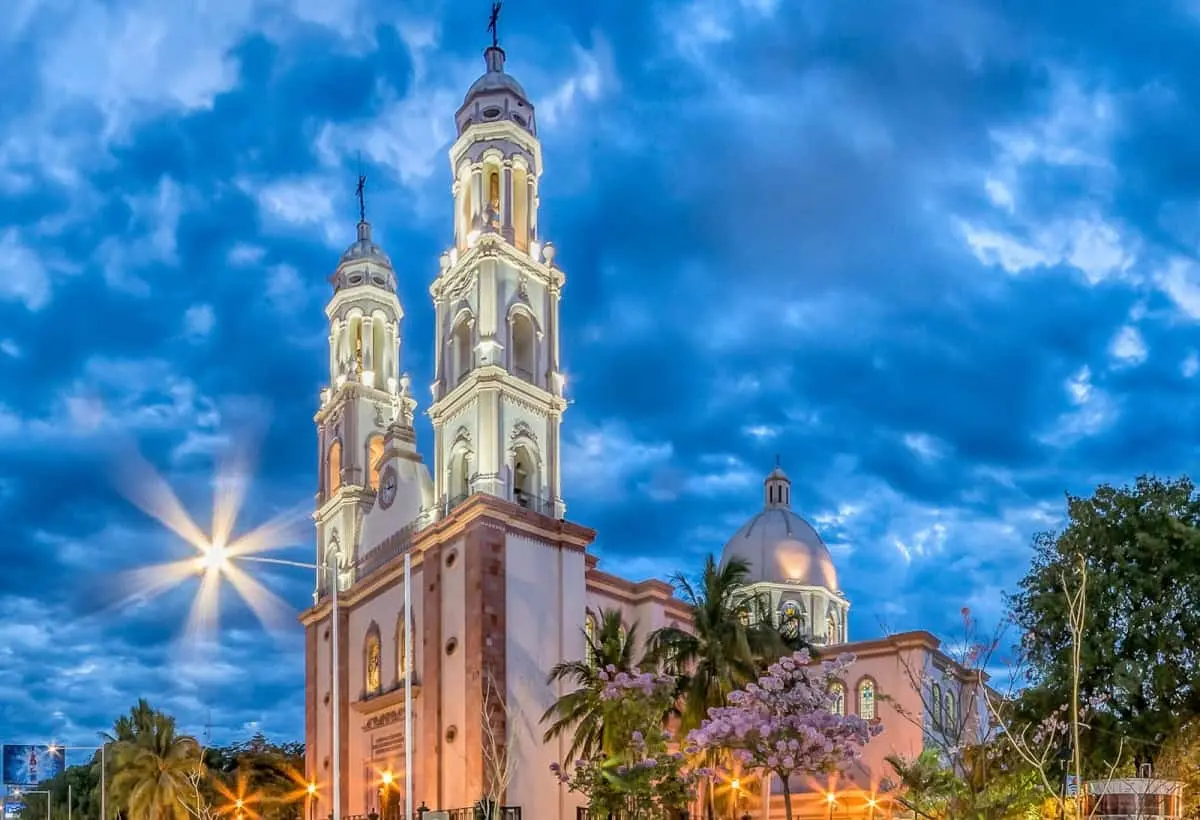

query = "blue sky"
[[3, 0, 1200, 746]]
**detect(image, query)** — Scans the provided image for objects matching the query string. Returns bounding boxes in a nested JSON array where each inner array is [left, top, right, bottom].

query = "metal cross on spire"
[[355, 173, 367, 223], [487, 1, 502, 48]]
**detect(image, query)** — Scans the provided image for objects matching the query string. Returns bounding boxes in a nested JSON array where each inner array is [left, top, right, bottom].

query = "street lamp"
[[48, 743, 108, 820], [195, 549, 344, 820], [12, 789, 50, 820], [306, 782, 318, 820]]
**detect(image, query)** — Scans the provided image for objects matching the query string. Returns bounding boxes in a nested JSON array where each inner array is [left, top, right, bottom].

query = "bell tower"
[[314, 189, 422, 592], [428, 40, 567, 519]]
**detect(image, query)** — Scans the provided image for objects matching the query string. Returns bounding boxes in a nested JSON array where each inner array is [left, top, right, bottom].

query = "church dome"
[[720, 465, 839, 591], [456, 46, 537, 137], [339, 220, 392, 267], [464, 67, 529, 104]]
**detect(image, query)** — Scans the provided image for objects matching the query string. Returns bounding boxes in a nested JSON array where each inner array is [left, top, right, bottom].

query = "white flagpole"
[[404, 550, 413, 820]]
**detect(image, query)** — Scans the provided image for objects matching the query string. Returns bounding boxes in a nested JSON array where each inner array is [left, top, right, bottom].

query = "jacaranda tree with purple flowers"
[[551, 667, 707, 820], [687, 650, 881, 820]]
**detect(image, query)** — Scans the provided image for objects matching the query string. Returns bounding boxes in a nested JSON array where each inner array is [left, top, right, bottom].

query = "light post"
[[307, 782, 318, 820], [200, 539, 415, 820], [48, 744, 107, 820], [729, 778, 740, 820], [200, 550, 344, 820], [13, 789, 50, 820]]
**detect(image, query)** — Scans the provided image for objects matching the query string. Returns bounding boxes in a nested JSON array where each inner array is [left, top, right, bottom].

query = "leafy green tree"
[[541, 608, 643, 763], [106, 700, 202, 820], [1008, 475, 1200, 771], [206, 734, 306, 820], [645, 555, 791, 732]]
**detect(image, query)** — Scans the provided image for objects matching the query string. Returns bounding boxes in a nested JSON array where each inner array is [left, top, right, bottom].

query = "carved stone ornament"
[[364, 709, 404, 732], [509, 421, 538, 445]]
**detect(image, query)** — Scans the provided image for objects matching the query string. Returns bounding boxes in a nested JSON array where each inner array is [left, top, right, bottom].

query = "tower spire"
[[487, 2, 502, 48]]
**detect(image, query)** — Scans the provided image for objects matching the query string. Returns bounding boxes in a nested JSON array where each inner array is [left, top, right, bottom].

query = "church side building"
[[301, 35, 990, 820]]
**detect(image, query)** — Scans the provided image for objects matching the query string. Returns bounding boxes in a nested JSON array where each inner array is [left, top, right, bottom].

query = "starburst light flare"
[[111, 433, 311, 648]]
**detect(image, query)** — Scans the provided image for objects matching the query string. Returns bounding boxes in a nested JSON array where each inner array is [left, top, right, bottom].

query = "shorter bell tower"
[[314, 191, 425, 593]]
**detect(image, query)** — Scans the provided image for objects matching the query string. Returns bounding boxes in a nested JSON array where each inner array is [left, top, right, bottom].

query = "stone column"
[[501, 161, 514, 241], [452, 180, 463, 247], [362, 314, 375, 386], [470, 165, 484, 230]]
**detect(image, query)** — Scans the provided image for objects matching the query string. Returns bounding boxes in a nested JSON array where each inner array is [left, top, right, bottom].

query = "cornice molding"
[[428, 365, 564, 424], [449, 121, 543, 174], [431, 235, 563, 299]]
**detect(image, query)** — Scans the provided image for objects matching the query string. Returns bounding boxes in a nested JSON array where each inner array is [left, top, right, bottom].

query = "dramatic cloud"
[[3, 0, 1200, 748]]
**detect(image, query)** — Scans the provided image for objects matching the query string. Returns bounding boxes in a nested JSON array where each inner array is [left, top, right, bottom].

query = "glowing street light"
[[13, 789, 50, 820], [196, 544, 345, 820]]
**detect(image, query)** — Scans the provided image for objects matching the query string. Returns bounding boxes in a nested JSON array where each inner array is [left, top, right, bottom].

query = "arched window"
[[452, 317, 473, 385], [829, 682, 846, 716], [367, 436, 385, 491], [618, 624, 628, 648], [488, 169, 500, 210], [449, 449, 472, 501], [944, 688, 957, 732], [858, 678, 877, 720], [827, 613, 838, 644], [364, 625, 382, 695], [327, 440, 342, 496], [583, 613, 597, 666], [779, 600, 805, 636], [510, 311, 536, 382], [931, 682, 943, 730], [396, 611, 408, 682], [512, 446, 537, 506]]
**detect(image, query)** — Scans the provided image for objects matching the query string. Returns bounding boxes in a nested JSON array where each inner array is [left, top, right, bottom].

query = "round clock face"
[[379, 466, 398, 509]]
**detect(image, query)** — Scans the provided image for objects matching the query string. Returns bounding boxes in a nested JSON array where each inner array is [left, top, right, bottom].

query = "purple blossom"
[[687, 649, 882, 785]]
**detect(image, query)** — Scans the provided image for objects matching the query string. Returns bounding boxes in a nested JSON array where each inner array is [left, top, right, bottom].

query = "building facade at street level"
[[300, 38, 989, 820]]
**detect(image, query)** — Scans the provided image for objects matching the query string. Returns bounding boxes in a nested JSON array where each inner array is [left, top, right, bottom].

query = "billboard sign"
[[4, 785, 26, 819], [2, 746, 64, 787]]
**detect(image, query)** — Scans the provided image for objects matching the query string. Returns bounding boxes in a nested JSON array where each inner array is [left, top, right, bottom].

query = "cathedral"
[[301, 36, 987, 820]]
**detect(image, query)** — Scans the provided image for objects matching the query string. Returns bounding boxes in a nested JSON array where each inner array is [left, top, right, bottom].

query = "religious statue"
[[396, 375, 417, 428], [366, 634, 382, 693]]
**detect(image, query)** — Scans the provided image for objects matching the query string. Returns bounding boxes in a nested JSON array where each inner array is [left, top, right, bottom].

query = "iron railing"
[[442, 807, 521, 820], [577, 810, 697, 820], [513, 489, 555, 517]]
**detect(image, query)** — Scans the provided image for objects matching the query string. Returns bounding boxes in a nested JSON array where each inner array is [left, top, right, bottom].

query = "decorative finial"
[[355, 173, 367, 223], [487, 2, 502, 49]]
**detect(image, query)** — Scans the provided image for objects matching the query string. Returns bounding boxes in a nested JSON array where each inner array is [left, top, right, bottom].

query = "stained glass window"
[[931, 682, 943, 730], [858, 679, 876, 720], [779, 600, 804, 635], [584, 613, 596, 667], [829, 682, 845, 716]]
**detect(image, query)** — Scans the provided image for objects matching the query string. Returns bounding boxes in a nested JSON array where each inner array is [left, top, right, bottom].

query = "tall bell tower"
[[428, 40, 567, 519], [314, 195, 424, 592]]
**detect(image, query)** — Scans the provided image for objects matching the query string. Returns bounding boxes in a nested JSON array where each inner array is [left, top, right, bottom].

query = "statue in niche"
[[354, 327, 364, 371], [485, 172, 501, 230]]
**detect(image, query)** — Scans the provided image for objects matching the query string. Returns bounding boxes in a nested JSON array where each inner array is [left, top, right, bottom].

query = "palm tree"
[[646, 554, 789, 731], [541, 608, 642, 763], [107, 701, 202, 820]]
